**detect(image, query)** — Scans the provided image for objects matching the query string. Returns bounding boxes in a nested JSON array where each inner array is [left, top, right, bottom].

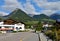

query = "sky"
[[0, 0, 60, 16]]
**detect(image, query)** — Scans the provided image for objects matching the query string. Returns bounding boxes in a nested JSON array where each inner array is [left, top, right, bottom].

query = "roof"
[[4, 19, 25, 25]]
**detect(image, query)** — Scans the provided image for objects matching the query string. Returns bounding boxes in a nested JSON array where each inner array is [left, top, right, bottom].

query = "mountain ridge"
[[33, 14, 50, 20], [50, 13, 60, 20], [0, 8, 59, 21], [6, 9, 35, 22]]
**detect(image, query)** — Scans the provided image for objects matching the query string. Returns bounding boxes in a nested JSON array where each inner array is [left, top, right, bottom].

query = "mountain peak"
[[14, 8, 22, 12], [15, 8, 20, 10], [50, 13, 60, 20], [7, 8, 34, 22]]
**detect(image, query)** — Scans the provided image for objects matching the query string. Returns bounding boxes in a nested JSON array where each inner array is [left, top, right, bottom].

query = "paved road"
[[0, 32, 39, 41]]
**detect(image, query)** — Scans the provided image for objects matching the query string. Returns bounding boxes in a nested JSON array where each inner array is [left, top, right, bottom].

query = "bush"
[[45, 30, 55, 40], [36, 27, 41, 31], [18, 30, 29, 32], [12, 31, 17, 33]]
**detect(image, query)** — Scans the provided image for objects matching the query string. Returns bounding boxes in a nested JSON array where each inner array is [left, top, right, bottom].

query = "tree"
[[0, 17, 2, 21], [36, 21, 43, 31]]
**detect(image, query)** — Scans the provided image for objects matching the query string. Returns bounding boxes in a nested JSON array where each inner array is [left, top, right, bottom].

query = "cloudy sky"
[[0, 0, 60, 16]]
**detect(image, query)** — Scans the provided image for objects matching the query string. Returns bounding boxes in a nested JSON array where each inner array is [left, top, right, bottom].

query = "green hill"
[[33, 14, 50, 20], [8, 9, 34, 22]]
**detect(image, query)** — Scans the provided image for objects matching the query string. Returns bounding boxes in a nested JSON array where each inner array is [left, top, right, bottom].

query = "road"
[[0, 32, 39, 41]]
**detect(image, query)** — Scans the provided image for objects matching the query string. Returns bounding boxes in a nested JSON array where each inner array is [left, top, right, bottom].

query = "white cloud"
[[34, 0, 60, 10], [0, 0, 60, 16], [23, 1, 37, 15], [42, 2, 60, 10], [40, 10, 58, 16], [34, 0, 60, 14], [0, 11, 8, 16], [0, 0, 22, 16], [24, 0, 60, 16], [0, 0, 39, 15], [0, 0, 25, 12]]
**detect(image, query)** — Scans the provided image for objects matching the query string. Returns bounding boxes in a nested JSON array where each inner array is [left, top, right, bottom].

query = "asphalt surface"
[[0, 32, 39, 41]]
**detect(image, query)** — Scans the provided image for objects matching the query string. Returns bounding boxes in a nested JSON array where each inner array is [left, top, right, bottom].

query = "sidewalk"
[[39, 33, 52, 41]]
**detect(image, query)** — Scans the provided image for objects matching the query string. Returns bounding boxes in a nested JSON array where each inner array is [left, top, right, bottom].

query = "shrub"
[[45, 30, 55, 40], [12, 31, 17, 33]]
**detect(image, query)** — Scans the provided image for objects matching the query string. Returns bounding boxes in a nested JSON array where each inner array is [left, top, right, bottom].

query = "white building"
[[42, 24, 49, 31], [43, 24, 49, 28], [0, 21, 25, 33], [42, 23, 53, 32], [0, 21, 4, 25], [14, 23, 25, 31]]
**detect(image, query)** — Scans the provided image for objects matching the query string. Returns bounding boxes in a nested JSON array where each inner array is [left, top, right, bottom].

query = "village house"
[[42, 22, 53, 32], [0, 19, 25, 33]]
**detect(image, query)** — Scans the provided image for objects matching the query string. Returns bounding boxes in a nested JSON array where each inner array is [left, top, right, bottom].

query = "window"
[[16, 27, 18, 29], [0, 27, 1, 28], [19, 27, 22, 29]]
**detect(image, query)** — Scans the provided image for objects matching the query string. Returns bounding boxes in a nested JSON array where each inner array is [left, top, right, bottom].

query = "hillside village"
[[0, 0, 60, 41], [0, 9, 60, 41]]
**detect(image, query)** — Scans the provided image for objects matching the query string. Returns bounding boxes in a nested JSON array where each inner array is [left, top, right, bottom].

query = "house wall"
[[14, 24, 25, 31], [0, 21, 25, 32], [0, 22, 4, 25]]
